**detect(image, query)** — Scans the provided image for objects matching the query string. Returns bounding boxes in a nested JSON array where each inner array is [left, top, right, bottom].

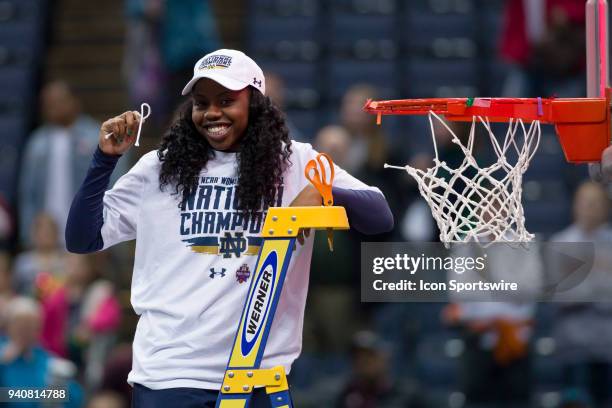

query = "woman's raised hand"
[[98, 110, 141, 156]]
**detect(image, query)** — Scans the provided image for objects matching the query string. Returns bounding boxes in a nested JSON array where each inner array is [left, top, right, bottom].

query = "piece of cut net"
[[387, 112, 541, 246]]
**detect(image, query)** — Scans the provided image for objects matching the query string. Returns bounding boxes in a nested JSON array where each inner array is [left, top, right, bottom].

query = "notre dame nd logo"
[[219, 232, 247, 258]]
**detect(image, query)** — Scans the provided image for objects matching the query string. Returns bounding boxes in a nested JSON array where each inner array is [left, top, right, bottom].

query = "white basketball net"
[[387, 112, 541, 246]]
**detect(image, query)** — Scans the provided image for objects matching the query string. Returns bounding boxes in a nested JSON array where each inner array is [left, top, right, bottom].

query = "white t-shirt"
[[100, 141, 382, 390]]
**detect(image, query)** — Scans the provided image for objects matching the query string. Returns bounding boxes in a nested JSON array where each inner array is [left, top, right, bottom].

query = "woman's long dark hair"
[[157, 89, 292, 214]]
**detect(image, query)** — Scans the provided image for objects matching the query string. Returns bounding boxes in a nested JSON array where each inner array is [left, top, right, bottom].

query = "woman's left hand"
[[289, 185, 322, 245]]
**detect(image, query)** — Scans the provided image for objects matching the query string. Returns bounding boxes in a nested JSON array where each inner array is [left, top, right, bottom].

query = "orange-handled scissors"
[[304, 152, 334, 206], [304, 153, 335, 250]]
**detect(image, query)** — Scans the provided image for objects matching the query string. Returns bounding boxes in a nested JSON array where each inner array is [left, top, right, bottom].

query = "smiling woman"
[[190, 80, 250, 151], [64, 49, 393, 408], [157, 66, 291, 215]]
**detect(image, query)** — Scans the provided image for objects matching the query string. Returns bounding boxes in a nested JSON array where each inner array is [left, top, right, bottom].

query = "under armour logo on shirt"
[[209, 268, 226, 278], [253, 78, 262, 87]]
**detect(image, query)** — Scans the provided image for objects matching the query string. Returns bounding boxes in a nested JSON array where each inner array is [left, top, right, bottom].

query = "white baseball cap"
[[181, 49, 266, 96]]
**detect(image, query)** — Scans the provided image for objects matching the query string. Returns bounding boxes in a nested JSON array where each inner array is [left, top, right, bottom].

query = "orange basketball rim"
[[363, 88, 612, 163]]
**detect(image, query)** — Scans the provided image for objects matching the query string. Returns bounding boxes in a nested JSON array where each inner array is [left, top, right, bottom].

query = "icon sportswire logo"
[[240, 250, 277, 357]]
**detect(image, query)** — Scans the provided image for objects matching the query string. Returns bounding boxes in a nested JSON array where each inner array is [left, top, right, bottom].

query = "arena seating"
[[0, 0, 48, 204]]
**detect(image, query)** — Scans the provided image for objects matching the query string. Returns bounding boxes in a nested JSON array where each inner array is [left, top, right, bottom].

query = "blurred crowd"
[[1, 0, 611, 407]]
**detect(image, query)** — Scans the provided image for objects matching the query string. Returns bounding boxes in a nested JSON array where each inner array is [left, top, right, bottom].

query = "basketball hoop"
[[364, 92, 612, 245]]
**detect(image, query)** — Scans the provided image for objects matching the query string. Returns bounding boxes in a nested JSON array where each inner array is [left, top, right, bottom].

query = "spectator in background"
[[499, 0, 586, 97], [0, 296, 84, 408], [0, 252, 14, 336], [550, 181, 612, 407], [309, 85, 411, 342], [13, 213, 66, 296], [265, 72, 288, 112], [339, 84, 407, 241], [336, 331, 428, 408], [444, 228, 543, 407], [19, 81, 127, 247], [339, 84, 384, 174], [265, 72, 304, 141], [444, 300, 536, 407], [123, 0, 165, 121], [306, 125, 358, 353], [559, 389, 593, 408], [0, 194, 13, 250], [315, 125, 351, 169], [123, 0, 220, 126], [40, 254, 121, 390], [86, 390, 128, 408], [100, 343, 133, 404]]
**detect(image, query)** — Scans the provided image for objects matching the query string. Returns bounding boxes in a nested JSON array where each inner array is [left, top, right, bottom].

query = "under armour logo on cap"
[[253, 78, 262, 88]]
